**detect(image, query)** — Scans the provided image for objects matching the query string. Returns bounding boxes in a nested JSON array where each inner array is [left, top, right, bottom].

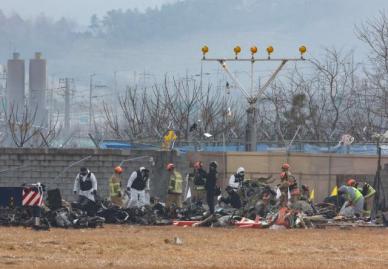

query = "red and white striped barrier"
[[22, 187, 44, 207]]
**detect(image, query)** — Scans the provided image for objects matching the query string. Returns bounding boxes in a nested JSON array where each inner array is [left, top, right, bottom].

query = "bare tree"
[[356, 11, 388, 130], [5, 104, 41, 147], [102, 101, 122, 139], [4, 103, 62, 148], [101, 76, 245, 145], [38, 112, 63, 147], [119, 86, 148, 140]]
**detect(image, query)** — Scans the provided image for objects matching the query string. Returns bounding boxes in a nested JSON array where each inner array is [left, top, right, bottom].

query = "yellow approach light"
[[250, 46, 258, 55], [299, 45, 307, 59], [202, 45, 209, 59], [266, 46, 274, 59], [234, 46, 242, 59]]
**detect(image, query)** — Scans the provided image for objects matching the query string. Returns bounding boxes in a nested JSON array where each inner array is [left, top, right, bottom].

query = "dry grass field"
[[0, 225, 388, 269]]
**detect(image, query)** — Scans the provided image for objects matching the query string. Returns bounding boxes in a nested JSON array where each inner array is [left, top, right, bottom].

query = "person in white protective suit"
[[127, 167, 150, 208], [228, 167, 245, 190], [73, 167, 98, 202]]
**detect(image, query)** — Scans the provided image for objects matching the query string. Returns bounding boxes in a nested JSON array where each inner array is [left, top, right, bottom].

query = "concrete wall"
[[226, 151, 388, 202], [187, 151, 388, 202], [0, 148, 387, 205], [0, 148, 189, 201]]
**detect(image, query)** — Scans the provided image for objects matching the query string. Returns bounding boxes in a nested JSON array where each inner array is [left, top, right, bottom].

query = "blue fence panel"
[[99, 140, 384, 155]]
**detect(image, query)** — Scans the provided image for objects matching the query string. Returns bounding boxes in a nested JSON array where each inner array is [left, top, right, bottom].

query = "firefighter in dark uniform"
[[191, 161, 207, 203], [206, 161, 218, 215]]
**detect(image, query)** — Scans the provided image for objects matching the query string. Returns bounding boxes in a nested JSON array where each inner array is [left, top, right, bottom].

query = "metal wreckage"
[[1, 175, 387, 231]]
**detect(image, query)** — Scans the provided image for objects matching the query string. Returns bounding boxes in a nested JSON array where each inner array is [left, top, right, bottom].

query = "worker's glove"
[[217, 195, 223, 202]]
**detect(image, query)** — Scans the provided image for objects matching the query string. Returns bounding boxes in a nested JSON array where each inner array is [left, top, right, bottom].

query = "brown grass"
[[0, 225, 388, 269]]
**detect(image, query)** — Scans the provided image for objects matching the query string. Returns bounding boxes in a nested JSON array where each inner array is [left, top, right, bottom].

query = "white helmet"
[[139, 167, 146, 172], [237, 167, 245, 174]]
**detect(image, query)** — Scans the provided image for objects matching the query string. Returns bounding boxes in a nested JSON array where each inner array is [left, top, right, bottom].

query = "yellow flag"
[[330, 186, 338, 196], [309, 189, 315, 201]]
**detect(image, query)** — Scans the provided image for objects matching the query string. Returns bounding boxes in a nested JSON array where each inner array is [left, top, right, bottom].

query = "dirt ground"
[[0, 225, 388, 269]]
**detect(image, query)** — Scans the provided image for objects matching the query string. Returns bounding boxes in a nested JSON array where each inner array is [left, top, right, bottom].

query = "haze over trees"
[[1, 1, 388, 147], [1, 0, 387, 76]]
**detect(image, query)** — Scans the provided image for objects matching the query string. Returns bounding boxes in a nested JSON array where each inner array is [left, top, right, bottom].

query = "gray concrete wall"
[[1, 148, 387, 206], [0, 148, 189, 202], [187, 151, 388, 204]]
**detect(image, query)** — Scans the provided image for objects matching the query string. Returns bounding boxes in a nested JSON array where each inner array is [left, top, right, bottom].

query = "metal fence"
[[96, 139, 383, 156]]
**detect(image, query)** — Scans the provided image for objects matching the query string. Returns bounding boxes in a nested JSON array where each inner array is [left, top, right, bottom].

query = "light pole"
[[201, 45, 307, 151]]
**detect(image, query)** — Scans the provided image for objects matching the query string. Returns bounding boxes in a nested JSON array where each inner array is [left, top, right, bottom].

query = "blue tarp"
[[98, 140, 383, 155], [100, 141, 158, 150]]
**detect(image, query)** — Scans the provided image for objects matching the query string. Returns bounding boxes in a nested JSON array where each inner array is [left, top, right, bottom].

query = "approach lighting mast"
[[201, 45, 307, 151]]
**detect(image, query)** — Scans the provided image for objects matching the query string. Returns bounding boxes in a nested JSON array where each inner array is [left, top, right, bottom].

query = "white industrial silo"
[[29, 52, 47, 127], [6, 52, 25, 114]]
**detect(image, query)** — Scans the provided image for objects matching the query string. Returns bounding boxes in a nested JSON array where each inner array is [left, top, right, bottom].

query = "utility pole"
[[201, 45, 307, 151], [0, 67, 7, 122], [89, 73, 95, 131], [89, 73, 108, 132], [64, 78, 70, 132], [139, 70, 153, 88], [48, 78, 54, 126], [113, 71, 118, 117], [59, 78, 74, 136]]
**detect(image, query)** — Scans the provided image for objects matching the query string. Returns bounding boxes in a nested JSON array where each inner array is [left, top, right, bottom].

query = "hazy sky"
[[1, 0, 177, 24]]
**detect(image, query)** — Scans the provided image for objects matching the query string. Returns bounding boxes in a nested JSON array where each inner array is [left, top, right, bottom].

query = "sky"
[[1, 0, 388, 85], [0, 0, 177, 24]]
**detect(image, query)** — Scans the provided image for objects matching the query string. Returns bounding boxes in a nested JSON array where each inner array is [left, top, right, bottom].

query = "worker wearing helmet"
[[127, 167, 150, 208], [346, 178, 376, 216], [166, 163, 183, 208], [280, 163, 292, 187], [282, 163, 290, 170], [282, 163, 292, 180], [278, 163, 292, 207], [229, 167, 245, 190], [190, 161, 207, 203], [346, 178, 357, 187], [109, 166, 123, 207], [338, 185, 365, 217]]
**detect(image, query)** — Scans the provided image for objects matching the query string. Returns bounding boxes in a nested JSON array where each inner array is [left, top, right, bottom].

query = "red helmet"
[[114, 166, 123, 174], [193, 161, 203, 169], [282, 163, 290, 170], [346, 178, 356, 187], [166, 163, 175, 171]]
